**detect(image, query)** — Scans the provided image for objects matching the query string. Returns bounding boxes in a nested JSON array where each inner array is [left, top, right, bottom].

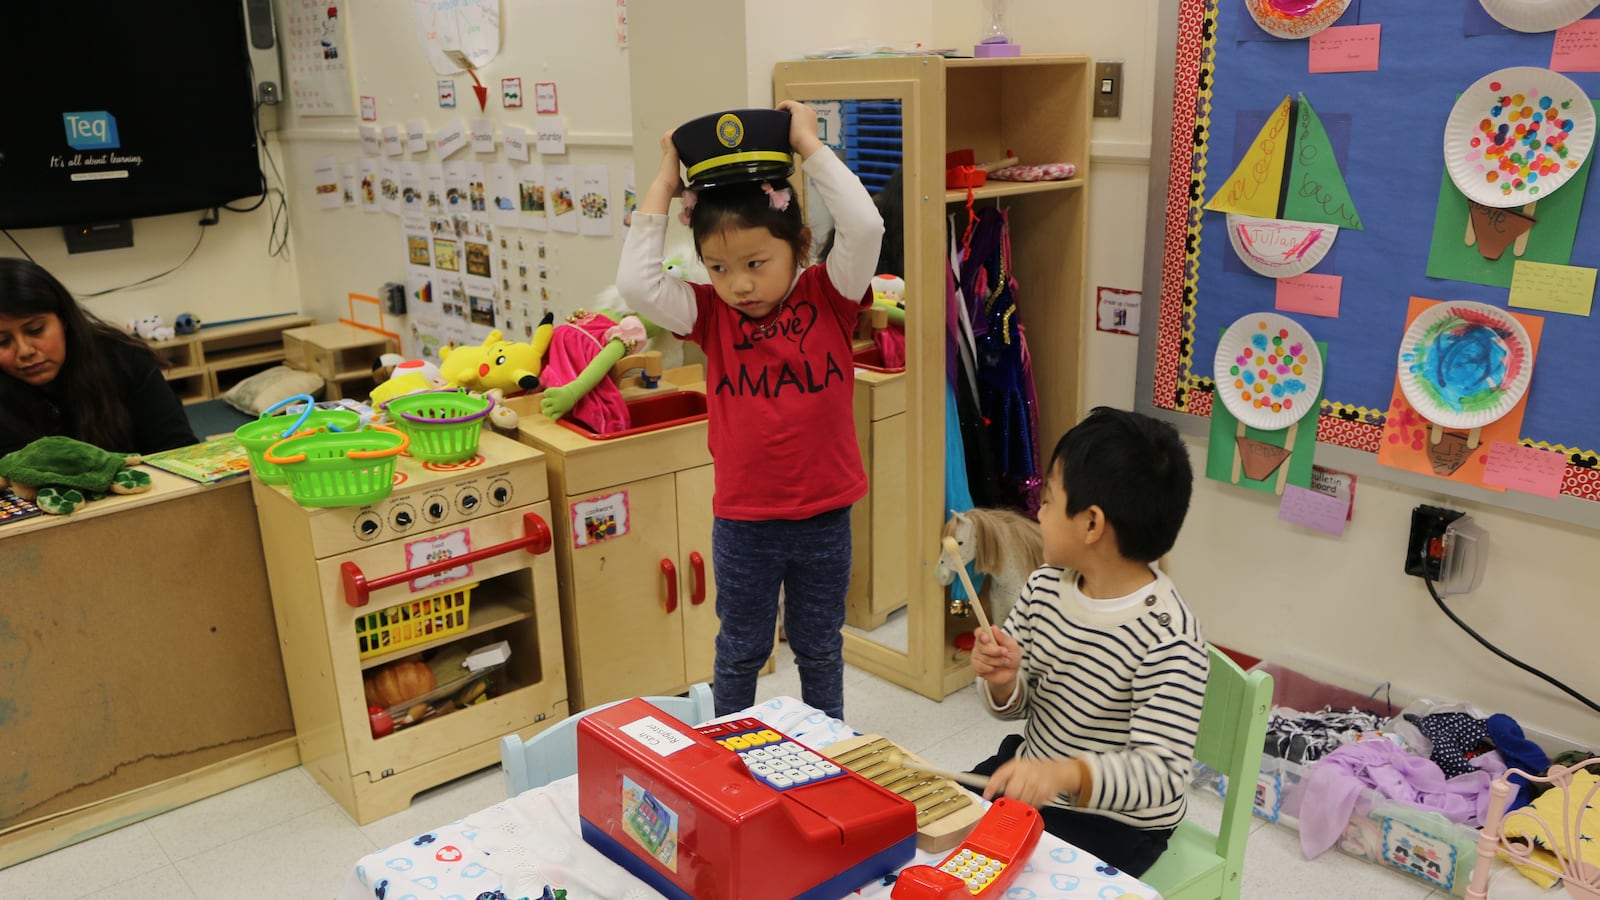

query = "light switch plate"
[[1094, 61, 1123, 119]]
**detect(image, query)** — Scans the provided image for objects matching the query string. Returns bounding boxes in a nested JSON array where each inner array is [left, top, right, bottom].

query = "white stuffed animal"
[[126, 315, 175, 341]]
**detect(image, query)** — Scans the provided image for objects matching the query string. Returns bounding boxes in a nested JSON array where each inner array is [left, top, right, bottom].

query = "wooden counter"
[[0, 467, 295, 867]]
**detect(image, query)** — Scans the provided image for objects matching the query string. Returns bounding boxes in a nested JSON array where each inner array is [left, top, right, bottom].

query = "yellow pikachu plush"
[[438, 313, 555, 394]]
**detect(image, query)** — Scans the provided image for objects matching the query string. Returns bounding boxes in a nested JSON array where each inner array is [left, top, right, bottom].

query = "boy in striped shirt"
[[969, 407, 1208, 876]]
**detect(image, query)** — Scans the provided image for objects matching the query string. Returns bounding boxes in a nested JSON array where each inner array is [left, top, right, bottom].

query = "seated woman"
[[0, 258, 197, 458]]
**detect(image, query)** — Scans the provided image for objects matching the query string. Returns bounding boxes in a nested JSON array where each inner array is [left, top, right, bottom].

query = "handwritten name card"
[[1482, 442, 1567, 498], [1552, 20, 1600, 73], [1309, 24, 1381, 74], [1278, 484, 1349, 536], [1509, 260, 1596, 317], [1275, 272, 1342, 317]]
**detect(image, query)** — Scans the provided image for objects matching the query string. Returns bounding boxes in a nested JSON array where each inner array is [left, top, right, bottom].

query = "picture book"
[[0, 488, 43, 526], [142, 435, 252, 484]]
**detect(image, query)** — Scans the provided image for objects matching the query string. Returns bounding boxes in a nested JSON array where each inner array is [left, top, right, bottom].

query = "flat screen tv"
[[0, 4, 263, 230]]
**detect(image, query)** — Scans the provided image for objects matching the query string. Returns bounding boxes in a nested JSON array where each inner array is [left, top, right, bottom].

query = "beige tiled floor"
[[2, 645, 1454, 899]]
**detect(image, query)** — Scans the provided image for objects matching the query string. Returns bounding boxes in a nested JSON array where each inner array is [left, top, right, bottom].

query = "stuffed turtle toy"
[[0, 436, 153, 515]]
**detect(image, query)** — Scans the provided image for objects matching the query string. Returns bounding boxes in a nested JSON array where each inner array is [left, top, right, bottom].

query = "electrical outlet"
[[1404, 504, 1464, 581]]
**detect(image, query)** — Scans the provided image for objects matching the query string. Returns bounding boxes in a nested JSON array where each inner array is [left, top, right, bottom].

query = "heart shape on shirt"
[[736, 299, 819, 354]]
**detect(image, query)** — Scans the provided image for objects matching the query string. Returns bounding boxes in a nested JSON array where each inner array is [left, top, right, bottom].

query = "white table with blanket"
[[338, 696, 1161, 900]]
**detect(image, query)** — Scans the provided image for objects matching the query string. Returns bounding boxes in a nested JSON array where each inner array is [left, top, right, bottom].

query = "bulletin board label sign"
[[571, 490, 629, 548], [405, 528, 472, 592]]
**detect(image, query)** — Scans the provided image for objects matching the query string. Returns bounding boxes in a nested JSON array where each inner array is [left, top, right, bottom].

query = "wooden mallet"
[[942, 535, 996, 640]]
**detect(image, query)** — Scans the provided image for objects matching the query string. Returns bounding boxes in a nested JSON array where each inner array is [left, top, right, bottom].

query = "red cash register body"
[[577, 698, 917, 899]]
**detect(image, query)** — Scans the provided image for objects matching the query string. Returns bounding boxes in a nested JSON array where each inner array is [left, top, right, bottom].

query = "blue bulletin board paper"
[[1188, 1, 1600, 461]]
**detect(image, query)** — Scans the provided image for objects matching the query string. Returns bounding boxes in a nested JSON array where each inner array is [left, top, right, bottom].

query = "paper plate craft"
[[1215, 313, 1324, 430], [1207, 94, 1362, 277], [1245, 0, 1353, 39], [1225, 215, 1339, 277], [1478, 0, 1600, 33], [1214, 313, 1324, 494], [1444, 67, 1596, 209], [1398, 301, 1532, 439]]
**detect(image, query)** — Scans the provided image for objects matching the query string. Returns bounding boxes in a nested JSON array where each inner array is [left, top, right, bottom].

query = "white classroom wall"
[[8, 0, 1594, 747]]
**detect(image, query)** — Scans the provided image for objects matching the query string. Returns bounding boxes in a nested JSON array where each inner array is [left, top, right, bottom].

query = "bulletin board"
[[1138, 0, 1600, 527]]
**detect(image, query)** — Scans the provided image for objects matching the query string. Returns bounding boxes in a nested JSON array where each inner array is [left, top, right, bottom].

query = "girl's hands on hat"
[[641, 129, 685, 216], [776, 100, 824, 159]]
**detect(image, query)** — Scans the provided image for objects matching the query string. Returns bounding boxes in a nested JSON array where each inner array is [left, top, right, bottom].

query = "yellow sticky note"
[[1204, 96, 1291, 219], [1509, 260, 1597, 317]]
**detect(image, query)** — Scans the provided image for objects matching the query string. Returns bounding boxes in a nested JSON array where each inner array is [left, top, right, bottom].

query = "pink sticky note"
[[1308, 24, 1381, 74], [1278, 484, 1350, 536], [1482, 441, 1568, 498], [1275, 273, 1342, 318], [1552, 20, 1600, 73]]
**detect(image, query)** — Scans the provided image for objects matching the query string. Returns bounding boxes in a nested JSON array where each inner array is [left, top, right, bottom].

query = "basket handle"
[[347, 424, 410, 460], [262, 430, 321, 466], [260, 393, 318, 439], [340, 511, 552, 607]]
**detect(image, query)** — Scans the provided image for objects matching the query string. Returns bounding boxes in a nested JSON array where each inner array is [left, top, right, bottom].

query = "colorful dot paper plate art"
[[1213, 312, 1325, 431], [1444, 66, 1597, 209], [1245, 0, 1353, 39], [1397, 300, 1533, 430], [1478, 0, 1600, 33]]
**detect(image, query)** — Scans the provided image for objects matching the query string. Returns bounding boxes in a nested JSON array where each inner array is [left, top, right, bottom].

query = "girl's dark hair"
[[0, 257, 157, 450], [688, 177, 810, 264]]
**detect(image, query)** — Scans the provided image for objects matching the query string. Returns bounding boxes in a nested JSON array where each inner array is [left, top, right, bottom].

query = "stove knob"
[[427, 500, 447, 521], [458, 491, 480, 514], [354, 512, 383, 540], [492, 484, 511, 505], [394, 510, 412, 528]]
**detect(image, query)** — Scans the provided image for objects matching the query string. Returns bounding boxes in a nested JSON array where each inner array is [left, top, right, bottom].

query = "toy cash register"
[[577, 698, 917, 900]]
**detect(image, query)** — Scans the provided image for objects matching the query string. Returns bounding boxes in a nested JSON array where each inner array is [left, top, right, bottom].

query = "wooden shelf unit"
[[282, 322, 396, 401], [775, 54, 1092, 700], [151, 314, 313, 404]]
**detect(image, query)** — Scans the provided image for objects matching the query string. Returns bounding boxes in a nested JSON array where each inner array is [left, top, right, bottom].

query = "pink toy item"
[[988, 162, 1077, 182], [538, 312, 646, 434]]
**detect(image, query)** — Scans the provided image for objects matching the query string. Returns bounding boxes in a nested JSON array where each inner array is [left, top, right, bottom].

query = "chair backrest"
[[499, 683, 715, 797], [1196, 645, 1275, 871], [1465, 756, 1600, 900]]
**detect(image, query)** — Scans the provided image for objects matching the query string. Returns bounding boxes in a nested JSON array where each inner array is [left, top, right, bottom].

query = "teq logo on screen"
[[63, 111, 120, 151]]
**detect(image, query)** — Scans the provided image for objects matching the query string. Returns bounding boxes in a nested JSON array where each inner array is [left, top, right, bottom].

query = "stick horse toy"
[[935, 507, 1043, 630]]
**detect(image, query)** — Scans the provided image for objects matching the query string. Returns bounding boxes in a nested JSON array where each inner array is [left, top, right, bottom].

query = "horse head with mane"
[[936, 507, 1044, 628]]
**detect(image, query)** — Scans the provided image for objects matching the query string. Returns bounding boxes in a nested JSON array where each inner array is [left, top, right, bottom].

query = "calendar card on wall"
[[284, 0, 354, 116]]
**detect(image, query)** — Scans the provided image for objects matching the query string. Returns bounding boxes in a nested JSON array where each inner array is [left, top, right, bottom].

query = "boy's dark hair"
[[688, 177, 810, 264], [1051, 406, 1193, 563]]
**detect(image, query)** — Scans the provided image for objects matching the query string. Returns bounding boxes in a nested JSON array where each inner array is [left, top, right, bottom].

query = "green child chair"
[[1141, 645, 1274, 900]]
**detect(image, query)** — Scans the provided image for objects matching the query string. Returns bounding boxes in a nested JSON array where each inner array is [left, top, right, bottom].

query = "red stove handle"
[[689, 551, 706, 605], [661, 558, 678, 614], [341, 512, 552, 608]]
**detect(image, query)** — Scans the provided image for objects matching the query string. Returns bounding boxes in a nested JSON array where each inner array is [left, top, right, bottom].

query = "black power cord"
[[1420, 544, 1600, 716]]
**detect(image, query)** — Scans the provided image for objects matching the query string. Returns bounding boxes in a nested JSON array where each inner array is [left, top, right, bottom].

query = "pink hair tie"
[[761, 183, 792, 212], [677, 188, 698, 226]]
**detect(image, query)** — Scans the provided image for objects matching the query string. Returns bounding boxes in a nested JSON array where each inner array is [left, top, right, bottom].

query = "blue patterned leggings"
[[711, 506, 852, 719]]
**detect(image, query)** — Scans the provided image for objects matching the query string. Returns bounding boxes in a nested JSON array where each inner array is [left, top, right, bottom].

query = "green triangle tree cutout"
[[1282, 94, 1363, 231]]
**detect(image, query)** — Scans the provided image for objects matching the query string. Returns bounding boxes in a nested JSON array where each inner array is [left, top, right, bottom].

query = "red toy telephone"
[[891, 797, 1043, 899]]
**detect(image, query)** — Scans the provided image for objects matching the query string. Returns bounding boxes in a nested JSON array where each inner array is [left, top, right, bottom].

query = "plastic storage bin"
[[355, 582, 476, 659], [1189, 658, 1583, 896]]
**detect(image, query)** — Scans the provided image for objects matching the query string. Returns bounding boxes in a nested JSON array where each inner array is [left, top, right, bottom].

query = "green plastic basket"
[[262, 425, 409, 508], [383, 389, 494, 463], [236, 395, 364, 484]]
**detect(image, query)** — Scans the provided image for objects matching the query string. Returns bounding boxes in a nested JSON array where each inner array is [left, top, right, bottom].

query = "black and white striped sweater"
[[979, 565, 1210, 831]]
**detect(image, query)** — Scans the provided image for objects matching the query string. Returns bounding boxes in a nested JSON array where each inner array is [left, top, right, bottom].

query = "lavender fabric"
[[1298, 740, 1494, 859]]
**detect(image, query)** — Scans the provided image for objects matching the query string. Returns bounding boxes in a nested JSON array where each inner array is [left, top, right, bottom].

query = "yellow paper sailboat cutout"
[[1209, 94, 1363, 278]]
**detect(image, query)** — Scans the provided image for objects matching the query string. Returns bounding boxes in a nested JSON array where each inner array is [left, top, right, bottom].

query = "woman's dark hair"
[[0, 257, 158, 450], [818, 165, 903, 277], [688, 177, 810, 264]]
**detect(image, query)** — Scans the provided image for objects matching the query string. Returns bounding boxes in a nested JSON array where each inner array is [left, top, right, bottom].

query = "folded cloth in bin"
[[1298, 741, 1495, 859]]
